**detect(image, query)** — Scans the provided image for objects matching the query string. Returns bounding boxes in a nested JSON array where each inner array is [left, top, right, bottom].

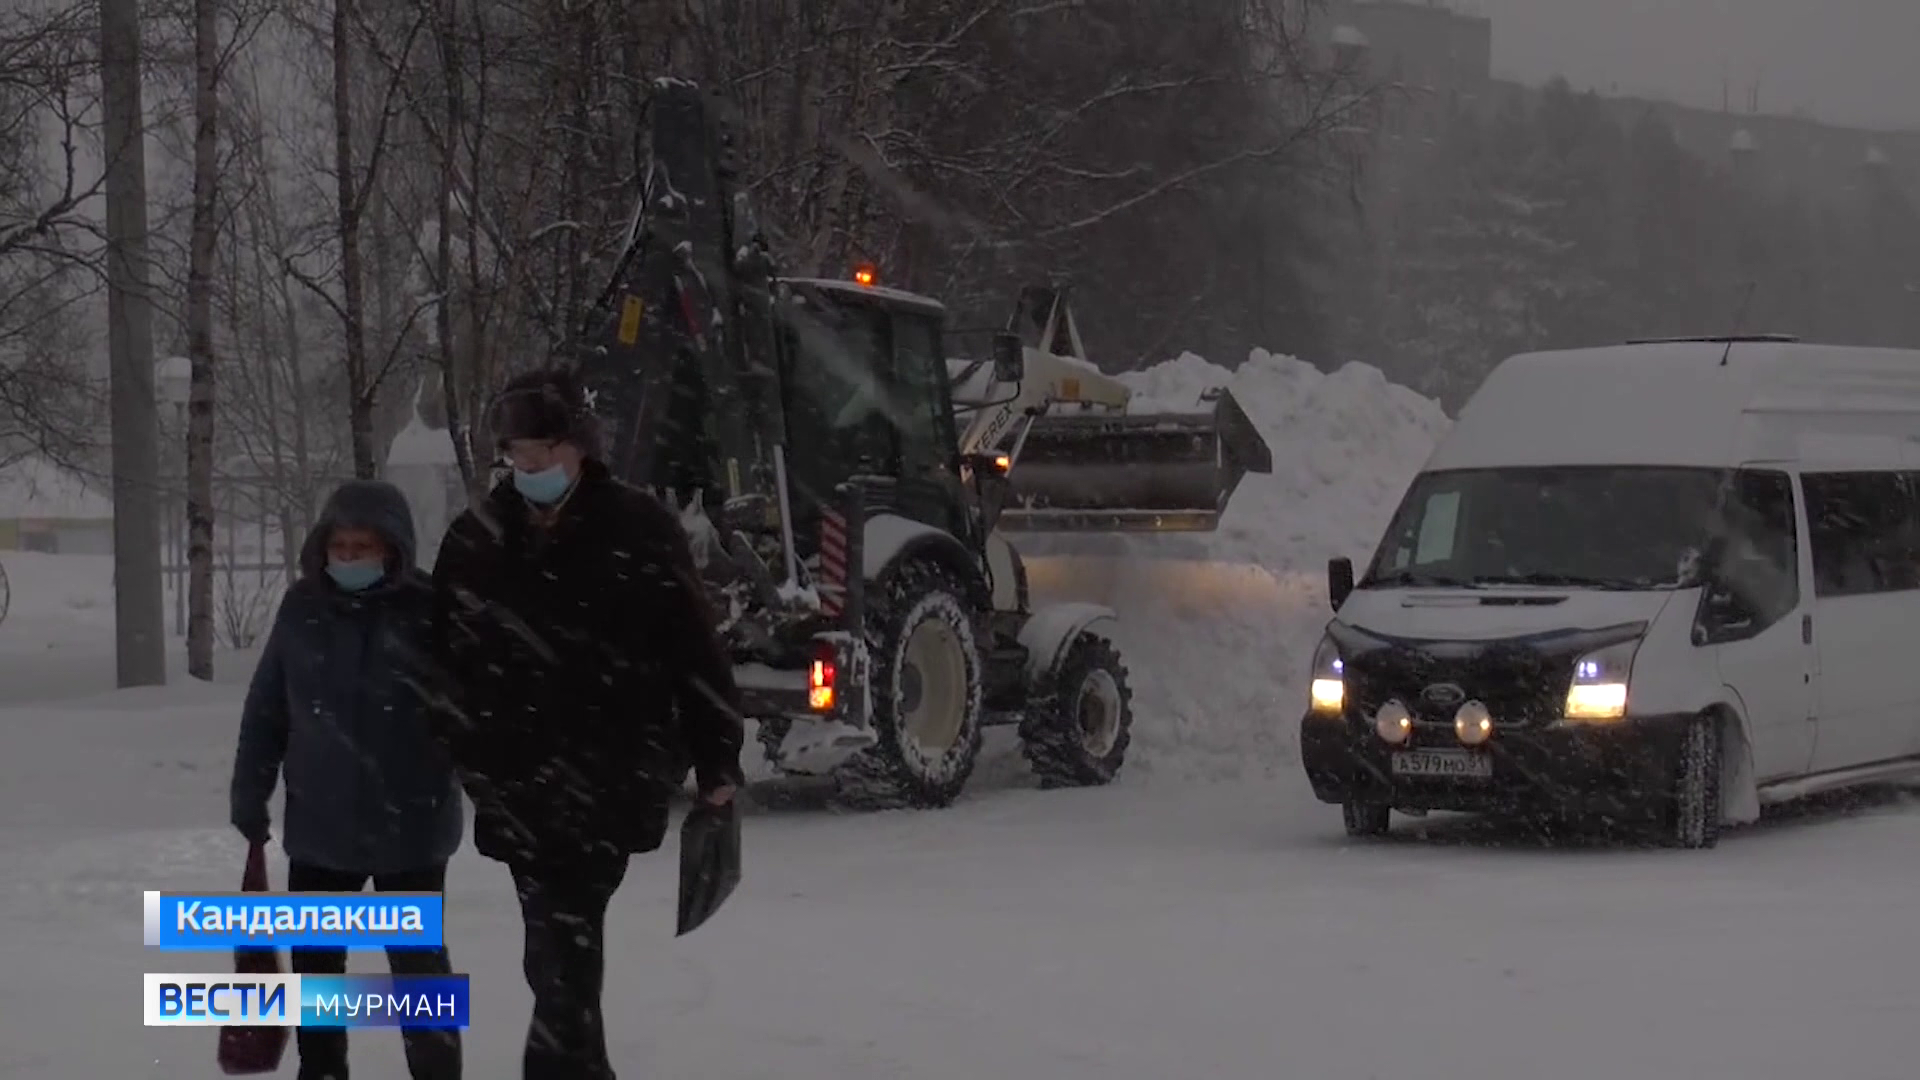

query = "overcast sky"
[[1466, 0, 1920, 132]]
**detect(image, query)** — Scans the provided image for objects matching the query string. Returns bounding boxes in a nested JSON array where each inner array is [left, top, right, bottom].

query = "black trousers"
[[510, 854, 631, 1080], [287, 861, 461, 1080]]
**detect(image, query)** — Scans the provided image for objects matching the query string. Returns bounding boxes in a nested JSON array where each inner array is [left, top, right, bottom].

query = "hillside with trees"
[[1328, 78, 1920, 408]]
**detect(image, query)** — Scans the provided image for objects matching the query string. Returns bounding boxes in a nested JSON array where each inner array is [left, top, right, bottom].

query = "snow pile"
[[387, 413, 456, 467], [0, 456, 111, 520], [386, 399, 459, 568], [0, 552, 122, 650], [1014, 349, 1450, 784], [1124, 349, 1450, 571], [0, 551, 269, 705]]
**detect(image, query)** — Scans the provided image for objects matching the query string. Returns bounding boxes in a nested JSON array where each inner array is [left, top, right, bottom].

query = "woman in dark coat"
[[229, 479, 463, 1080]]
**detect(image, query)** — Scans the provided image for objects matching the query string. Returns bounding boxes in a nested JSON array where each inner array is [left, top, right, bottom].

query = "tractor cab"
[[775, 276, 981, 545]]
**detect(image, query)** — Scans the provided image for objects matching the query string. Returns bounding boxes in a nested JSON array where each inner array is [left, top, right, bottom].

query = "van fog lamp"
[[1454, 701, 1493, 745], [1375, 700, 1412, 745], [1564, 639, 1639, 722]]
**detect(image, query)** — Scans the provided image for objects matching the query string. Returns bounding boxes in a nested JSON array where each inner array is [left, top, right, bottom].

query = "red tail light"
[[809, 642, 837, 711]]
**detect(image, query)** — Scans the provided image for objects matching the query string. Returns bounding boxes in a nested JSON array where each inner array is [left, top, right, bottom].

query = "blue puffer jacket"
[[229, 480, 465, 874]]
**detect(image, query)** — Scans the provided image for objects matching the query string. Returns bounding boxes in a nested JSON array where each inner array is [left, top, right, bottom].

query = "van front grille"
[[1344, 642, 1574, 729]]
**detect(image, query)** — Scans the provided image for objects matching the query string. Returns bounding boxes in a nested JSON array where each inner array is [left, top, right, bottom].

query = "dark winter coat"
[[229, 480, 465, 874], [429, 459, 744, 867]]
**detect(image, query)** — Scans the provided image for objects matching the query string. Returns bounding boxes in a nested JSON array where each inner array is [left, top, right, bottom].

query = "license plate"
[[1391, 749, 1492, 779]]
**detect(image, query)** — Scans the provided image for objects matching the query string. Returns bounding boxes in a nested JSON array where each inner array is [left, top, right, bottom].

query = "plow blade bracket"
[[997, 388, 1273, 533]]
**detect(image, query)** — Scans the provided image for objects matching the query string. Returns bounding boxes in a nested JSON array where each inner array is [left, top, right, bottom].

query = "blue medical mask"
[[326, 559, 384, 592], [514, 464, 572, 505]]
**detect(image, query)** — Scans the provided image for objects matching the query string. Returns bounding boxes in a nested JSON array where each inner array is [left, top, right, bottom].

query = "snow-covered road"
[[4, 680, 1919, 1080], [5, 352, 1916, 1077]]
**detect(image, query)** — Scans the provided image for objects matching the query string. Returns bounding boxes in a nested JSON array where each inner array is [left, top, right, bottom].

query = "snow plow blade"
[[997, 388, 1272, 533]]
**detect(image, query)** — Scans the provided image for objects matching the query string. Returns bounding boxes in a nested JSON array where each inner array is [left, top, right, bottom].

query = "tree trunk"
[[246, 203, 296, 578], [433, 0, 477, 490], [461, 0, 491, 474], [277, 249, 315, 535], [557, 11, 591, 355], [332, 0, 376, 477], [368, 186, 400, 464], [241, 63, 310, 573], [98, 0, 167, 687], [184, 0, 220, 679]]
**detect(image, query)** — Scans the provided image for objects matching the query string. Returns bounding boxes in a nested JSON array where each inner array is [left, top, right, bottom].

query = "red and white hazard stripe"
[[818, 508, 848, 616]]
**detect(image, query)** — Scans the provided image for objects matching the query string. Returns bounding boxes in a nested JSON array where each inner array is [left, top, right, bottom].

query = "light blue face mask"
[[514, 464, 572, 505], [326, 559, 385, 592]]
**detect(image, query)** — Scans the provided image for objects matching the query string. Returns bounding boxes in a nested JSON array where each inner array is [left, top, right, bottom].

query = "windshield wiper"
[[1364, 569, 1477, 588], [1471, 573, 1634, 590]]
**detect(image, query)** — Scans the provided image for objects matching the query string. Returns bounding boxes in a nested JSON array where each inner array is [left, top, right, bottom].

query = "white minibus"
[[1303, 336, 1920, 847]]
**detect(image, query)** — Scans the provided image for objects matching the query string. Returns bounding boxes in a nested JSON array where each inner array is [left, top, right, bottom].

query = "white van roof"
[[1428, 339, 1920, 471]]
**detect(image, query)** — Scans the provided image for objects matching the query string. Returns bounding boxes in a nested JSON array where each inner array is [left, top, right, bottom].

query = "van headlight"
[[1564, 638, 1639, 722], [1309, 633, 1345, 715]]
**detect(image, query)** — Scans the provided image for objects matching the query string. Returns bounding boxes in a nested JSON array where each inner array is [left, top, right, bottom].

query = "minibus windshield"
[[1361, 465, 1725, 591]]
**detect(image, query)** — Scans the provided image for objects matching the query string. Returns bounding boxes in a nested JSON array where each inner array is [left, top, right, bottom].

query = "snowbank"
[[0, 552, 122, 643], [0, 456, 111, 520], [1015, 350, 1449, 784], [0, 551, 269, 705], [386, 410, 456, 468]]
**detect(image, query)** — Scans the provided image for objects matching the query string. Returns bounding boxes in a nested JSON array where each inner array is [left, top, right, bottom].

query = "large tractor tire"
[[1018, 631, 1133, 788], [833, 561, 985, 809]]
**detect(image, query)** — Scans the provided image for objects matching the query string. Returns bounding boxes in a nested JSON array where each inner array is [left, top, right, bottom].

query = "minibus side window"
[[1705, 469, 1800, 635], [1802, 471, 1918, 597]]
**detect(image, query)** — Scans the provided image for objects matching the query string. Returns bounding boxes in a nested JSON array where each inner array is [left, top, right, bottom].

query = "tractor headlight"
[[1309, 632, 1345, 716], [1564, 638, 1639, 722]]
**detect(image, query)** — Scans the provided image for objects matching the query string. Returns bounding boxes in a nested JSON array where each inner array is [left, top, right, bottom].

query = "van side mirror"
[[1691, 535, 1758, 644], [1694, 535, 1727, 585], [991, 333, 1025, 384], [1328, 557, 1355, 611]]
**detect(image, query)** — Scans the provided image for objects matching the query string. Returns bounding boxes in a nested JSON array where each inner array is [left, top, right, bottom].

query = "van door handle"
[[1802, 613, 1813, 644]]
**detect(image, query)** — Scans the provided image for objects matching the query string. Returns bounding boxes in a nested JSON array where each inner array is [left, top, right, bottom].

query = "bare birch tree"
[[182, 0, 226, 676], [329, 0, 378, 474], [0, 2, 105, 470]]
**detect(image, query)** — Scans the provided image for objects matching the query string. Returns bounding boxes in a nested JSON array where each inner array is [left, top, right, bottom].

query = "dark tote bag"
[[215, 841, 289, 1074], [676, 801, 742, 936]]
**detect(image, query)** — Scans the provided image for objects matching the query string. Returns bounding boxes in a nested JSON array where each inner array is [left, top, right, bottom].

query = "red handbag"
[[215, 842, 289, 1074]]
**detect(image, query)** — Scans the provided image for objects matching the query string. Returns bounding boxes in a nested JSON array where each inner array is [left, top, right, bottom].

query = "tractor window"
[[891, 313, 960, 481], [780, 299, 895, 506], [892, 311, 969, 537]]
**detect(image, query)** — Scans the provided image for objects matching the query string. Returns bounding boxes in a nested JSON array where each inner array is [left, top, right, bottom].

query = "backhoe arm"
[[955, 287, 1133, 458], [575, 78, 786, 515]]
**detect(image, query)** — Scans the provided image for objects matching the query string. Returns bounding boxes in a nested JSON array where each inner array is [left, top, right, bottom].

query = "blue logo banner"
[[142, 973, 470, 1028], [143, 892, 445, 950], [300, 974, 470, 1029]]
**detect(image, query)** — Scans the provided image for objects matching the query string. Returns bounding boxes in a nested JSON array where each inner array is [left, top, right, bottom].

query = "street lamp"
[[156, 355, 191, 429], [155, 355, 191, 635]]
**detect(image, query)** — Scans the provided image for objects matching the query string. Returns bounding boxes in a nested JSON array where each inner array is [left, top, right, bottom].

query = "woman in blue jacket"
[[229, 479, 463, 1080]]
